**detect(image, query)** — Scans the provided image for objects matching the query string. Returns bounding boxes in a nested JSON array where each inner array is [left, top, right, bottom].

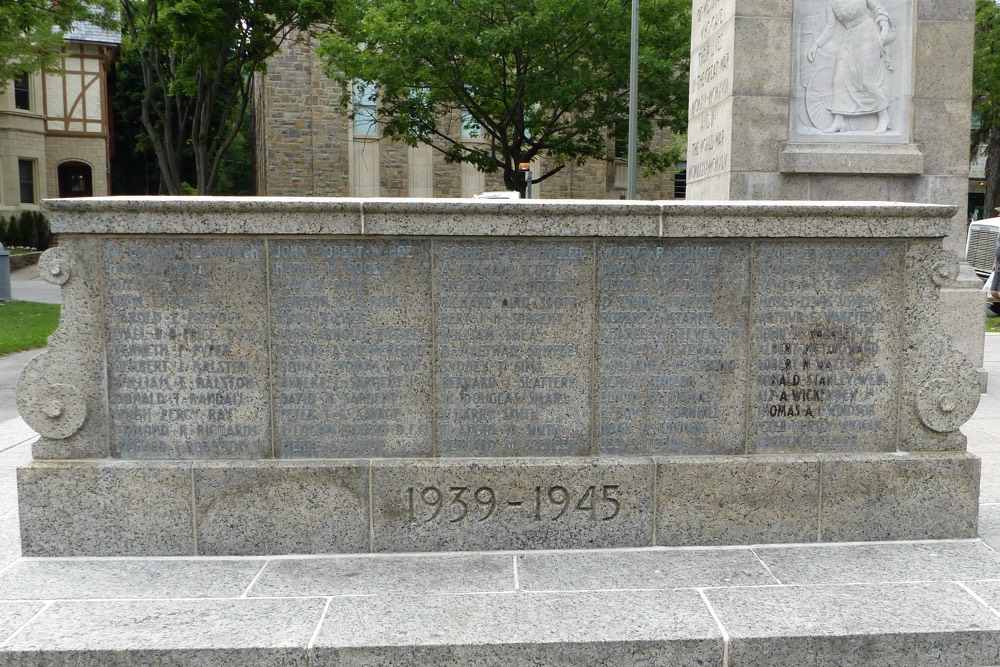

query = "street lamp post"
[[627, 0, 639, 200]]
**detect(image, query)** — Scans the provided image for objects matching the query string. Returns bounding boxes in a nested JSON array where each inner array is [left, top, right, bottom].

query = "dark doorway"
[[58, 162, 93, 198]]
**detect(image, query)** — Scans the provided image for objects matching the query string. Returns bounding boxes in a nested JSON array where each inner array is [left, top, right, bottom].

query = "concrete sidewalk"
[[6, 264, 61, 305]]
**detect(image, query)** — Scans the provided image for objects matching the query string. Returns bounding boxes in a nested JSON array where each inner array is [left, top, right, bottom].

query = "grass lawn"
[[0, 301, 60, 355], [7, 248, 37, 255], [990, 316, 1000, 333]]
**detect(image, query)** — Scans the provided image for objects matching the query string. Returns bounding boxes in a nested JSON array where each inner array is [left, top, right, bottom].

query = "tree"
[[318, 0, 690, 195], [0, 0, 117, 87], [973, 0, 1000, 218], [119, 0, 334, 195]]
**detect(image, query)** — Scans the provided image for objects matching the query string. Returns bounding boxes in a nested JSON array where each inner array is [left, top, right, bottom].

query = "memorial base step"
[[4, 540, 1000, 666]]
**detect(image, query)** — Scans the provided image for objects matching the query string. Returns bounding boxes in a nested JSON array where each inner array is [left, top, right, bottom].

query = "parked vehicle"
[[967, 218, 1000, 279]]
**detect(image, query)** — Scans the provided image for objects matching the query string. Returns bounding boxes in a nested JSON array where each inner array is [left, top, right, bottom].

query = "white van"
[[967, 218, 1000, 279]]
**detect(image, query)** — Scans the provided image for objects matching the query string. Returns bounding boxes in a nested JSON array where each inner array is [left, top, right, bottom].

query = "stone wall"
[[15, 198, 983, 556]]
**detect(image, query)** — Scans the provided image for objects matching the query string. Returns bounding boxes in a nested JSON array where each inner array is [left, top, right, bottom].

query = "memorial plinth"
[[16, 197, 982, 556]]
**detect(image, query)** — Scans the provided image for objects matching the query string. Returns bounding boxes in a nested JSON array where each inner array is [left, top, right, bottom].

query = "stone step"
[[3, 540, 1000, 666]]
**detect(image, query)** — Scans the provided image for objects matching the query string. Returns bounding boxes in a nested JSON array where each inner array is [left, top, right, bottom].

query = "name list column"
[[750, 241, 903, 453], [596, 241, 749, 454], [434, 240, 593, 457], [104, 238, 269, 459], [270, 239, 432, 458]]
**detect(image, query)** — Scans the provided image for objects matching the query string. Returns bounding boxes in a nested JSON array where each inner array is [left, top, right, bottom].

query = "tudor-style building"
[[0, 23, 120, 218]]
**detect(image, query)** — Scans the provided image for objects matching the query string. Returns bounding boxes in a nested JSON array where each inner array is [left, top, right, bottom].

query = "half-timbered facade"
[[0, 23, 119, 219]]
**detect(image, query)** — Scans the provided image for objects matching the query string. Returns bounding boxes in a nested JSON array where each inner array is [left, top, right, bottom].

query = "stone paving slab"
[[248, 553, 515, 597], [0, 559, 265, 600], [515, 548, 777, 591], [754, 541, 1000, 584], [706, 581, 1000, 667]]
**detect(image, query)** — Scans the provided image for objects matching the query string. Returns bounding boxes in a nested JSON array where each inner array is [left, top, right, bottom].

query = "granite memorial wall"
[[15, 198, 982, 556]]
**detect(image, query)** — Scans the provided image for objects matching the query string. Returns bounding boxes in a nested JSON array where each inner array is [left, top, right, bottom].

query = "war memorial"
[[2, 0, 1000, 665]]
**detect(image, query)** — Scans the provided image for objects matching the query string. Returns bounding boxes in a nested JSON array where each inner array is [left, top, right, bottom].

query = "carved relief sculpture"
[[807, 0, 895, 133], [791, 0, 912, 142]]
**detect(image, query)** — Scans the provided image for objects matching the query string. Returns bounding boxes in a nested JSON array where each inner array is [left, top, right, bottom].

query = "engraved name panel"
[[270, 240, 432, 457], [434, 240, 593, 456], [597, 241, 749, 454], [104, 238, 269, 459], [749, 241, 903, 453]]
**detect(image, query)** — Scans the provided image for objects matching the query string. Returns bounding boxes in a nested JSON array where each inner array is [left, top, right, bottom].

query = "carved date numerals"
[[405, 484, 622, 524]]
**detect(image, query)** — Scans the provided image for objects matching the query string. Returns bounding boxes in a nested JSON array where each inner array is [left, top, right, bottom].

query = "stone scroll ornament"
[[914, 257, 980, 434], [16, 249, 86, 440], [804, 0, 897, 134]]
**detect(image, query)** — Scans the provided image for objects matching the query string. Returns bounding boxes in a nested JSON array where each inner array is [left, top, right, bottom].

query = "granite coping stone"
[[42, 197, 955, 238]]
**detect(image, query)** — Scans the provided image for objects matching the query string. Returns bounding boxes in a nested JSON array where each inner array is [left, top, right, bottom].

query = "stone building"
[[0, 23, 120, 219], [255, 33, 684, 199]]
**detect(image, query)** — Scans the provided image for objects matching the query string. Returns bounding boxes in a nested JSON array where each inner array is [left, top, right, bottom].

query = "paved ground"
[[5, 264, 60, 305]]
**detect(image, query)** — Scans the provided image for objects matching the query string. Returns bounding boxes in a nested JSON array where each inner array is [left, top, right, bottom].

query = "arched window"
[[58, 162, 93, 198]]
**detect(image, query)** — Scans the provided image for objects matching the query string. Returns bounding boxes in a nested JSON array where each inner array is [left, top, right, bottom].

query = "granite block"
[[706, 582, 1000, 667], [433, 239, 594, 457], [818, 453, 980, 542], [362, 201, 662, 238], [913, 19, 974, 101], [312, 589, 723, 666], [0, 602, 44, 644], [17, 461, 195, 557], [731, 17, 792, 98], [729, 95, 787, 175], [270, 238, 433, 458], [0, 598, 324, 664], [371, 458, 654, 552], [194, 461, 370, 556], [917, 0, 975, 21], [914, 99, 975, 177], [103, 238, 271, 460], [749, 240, 905, 454], [0, 559, 264, 600], [516, 548, 778, 591], [754, 541, 1000, 585], [778, 142, 925, 175], [957, 580, 1000, 614], [595, 240, 750, 456], [655, 456, 820, 546], [249, 553, 513, 597]]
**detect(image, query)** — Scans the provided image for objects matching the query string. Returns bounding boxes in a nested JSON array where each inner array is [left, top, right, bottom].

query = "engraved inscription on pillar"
[[270, 240, 432, 457], [597, 241, 749, 455], [434, 241, 593, 456], [790, 0, 914, 143], [687, 0, 734, 183], [750, 241, 903, 452], [104, 239, 269, 459]]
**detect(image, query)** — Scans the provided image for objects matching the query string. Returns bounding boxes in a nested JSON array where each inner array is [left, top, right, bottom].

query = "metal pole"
[[627, 0, 639, 200]]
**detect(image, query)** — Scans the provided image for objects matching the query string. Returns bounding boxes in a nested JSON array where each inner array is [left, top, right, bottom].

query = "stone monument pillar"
[[686, 0, 986, 387]]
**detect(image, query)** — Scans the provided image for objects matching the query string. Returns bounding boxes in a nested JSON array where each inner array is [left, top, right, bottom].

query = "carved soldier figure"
[[807, 0, 895, 133]]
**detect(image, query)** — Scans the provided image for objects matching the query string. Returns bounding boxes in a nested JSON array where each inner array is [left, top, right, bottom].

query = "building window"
[[18, 159, 36, 204], [673, 161, 687, 200], [58, 162, 93, 198], [353, 80, 378, 138], [13, 73, 30, 110], [461, 111, 482, 141]]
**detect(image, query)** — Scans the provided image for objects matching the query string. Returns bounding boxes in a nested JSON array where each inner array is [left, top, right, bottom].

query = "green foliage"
[[0, 0, 117, 88], [119, 0, 336, 194], [989, 316, 1000, 332], [973, 0, 1000, 217], [0, 212, 49, 251], [0, 302, 61, 356], [318, 0, 690, 193]]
